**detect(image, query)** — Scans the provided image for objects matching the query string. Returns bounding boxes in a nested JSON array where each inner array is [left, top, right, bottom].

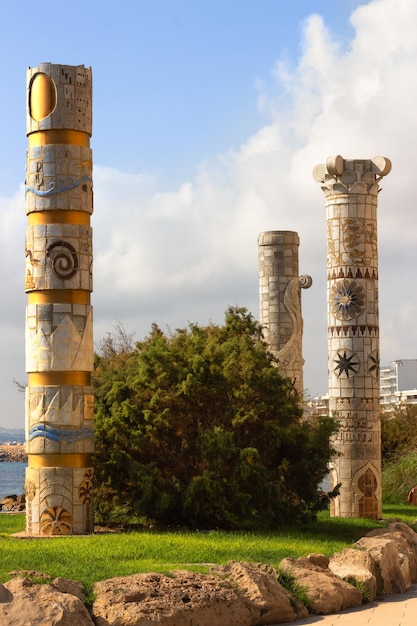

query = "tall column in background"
[[25, 63, 94, 535], [313, 155, 391, 519], [258, 231, 312, 396]]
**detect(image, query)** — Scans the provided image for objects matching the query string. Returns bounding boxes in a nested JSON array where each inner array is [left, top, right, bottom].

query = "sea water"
[[0, 462, 27, 500]]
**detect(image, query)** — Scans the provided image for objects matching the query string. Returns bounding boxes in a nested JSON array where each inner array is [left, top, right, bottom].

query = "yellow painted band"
[[28, 129, 90, 146], [28, 372, 91, 386], [27, 291, 90, 304], [28, 211, 91, 226], [28, 453, 92, 468]]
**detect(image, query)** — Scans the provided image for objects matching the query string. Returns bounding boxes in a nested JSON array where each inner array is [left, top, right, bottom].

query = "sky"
[[0, 0, 416, 429]]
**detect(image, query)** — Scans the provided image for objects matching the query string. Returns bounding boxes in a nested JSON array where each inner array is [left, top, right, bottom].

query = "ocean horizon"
[[0, 462, 27, 500]]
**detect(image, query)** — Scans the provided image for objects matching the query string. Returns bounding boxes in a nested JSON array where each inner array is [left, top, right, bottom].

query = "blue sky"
[[1, 1, 359, 192], [1, 0, 416, 428]]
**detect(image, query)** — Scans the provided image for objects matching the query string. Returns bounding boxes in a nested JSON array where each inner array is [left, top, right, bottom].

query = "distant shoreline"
[[0, 445, 28, 463]]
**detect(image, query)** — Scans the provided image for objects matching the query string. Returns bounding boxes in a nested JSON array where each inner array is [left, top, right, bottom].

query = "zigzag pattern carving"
[[26, 310, 93, 371], [28, 389, 83, 425]]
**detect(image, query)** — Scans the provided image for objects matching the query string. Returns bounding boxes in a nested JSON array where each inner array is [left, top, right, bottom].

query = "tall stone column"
[[24, 63, 94, 535], [313, 155, 391, 519], [258, 231, 312, 396]]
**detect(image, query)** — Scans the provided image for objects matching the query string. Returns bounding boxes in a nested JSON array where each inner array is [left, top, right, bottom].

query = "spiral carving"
[[299, 275, 313, 289], [46, 240, 78, 279]]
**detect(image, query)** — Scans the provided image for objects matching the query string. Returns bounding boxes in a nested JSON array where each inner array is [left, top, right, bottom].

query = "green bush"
[[93, 307, 338, 529], [381, 403, 417, 462], [382, 452, 417, 504]]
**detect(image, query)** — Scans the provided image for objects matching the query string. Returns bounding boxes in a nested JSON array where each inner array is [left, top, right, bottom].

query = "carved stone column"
[[25, 63, 94, 534], [313, 155, 391, 519], [258, 231, 312, 396]]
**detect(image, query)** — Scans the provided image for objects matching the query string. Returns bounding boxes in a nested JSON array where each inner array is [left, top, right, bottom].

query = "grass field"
[[1, 505, 416, 595]]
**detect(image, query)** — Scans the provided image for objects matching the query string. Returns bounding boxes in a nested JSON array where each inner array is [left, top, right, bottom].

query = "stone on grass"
[[329, 547, 377, 601], [0, 577, 94, 626], [92, 570, 252, 626], [279, 555, 363, 614], [356, 522, 417, 594], [212, 560, 308, 624], [361, 522, 417, 583]]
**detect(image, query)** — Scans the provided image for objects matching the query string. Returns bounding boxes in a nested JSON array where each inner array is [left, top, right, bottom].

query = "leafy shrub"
[[382, 452, 417, 504], [93, 307, 338, 529], [381, 404, 417, 463]]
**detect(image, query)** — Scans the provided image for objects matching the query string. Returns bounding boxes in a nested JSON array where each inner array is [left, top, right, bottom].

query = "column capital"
[[313, 155, 391, 196]]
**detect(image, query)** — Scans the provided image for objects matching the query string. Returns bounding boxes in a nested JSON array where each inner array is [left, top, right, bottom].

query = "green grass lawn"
[[1, 505, 416, 596]]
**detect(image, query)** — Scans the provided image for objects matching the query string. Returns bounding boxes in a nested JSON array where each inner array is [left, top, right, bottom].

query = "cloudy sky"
[[0, 0, 416, 429]]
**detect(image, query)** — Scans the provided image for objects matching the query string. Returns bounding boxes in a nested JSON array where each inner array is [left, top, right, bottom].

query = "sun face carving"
[[330, 279, 365, 320]]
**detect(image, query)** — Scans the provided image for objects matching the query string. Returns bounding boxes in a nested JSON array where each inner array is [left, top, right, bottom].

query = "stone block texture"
[[25, 63, 94, 535], [258, 230, 311, 396], [313, 155, 391, 519]]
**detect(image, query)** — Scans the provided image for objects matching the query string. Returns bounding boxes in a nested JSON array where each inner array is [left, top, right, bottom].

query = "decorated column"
[[258, 231, 312, 396], [24, 63, 94, 535], [313, 155, 391, 519]]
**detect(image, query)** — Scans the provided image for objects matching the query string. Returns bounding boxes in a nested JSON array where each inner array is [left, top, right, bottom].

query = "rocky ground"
[[0, 444, 27, 462], [0, 522, 417, 625]]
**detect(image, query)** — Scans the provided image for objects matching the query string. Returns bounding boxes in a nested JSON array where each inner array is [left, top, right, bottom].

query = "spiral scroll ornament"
[[46, 240, 79, 279], [299, 275, 313, 289]]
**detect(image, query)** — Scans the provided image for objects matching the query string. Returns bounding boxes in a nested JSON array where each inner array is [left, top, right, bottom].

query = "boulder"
[[329, 547, 377, 600], [212, 560, 308, 623], [0, 577, 94, 626], [362, 522, 417, 582], [306, 553, 330, 569], [0, 494, 25, 512], [356, 523, 417, 594], [53, 577, 85, 601], [92, 570, 252, 626], [279, 555, 363, 614]]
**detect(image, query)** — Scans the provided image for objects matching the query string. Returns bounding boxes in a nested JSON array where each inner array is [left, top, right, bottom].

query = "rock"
[[92, 570, 252, 626], [0, 494, 26, 513], [306, 554, 330, 569], [0, 577, 94, 626], [329, 547, 377, 601], [52, 577, 85, 601], [212, 560, 308, 624], [0, 584, 13, 603], [363, 522, 417, 582], [279, 555, 363, 614], [356, 523, 417, 594], [0, 496, 18, 511], [8, 570, 52, 582], [0, 444, 27, 462], [3, 524, 417, 624]]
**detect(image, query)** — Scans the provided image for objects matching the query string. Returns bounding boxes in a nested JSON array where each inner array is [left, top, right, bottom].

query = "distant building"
[[306, 394, 329, 417], [380, 359, 417, 410]]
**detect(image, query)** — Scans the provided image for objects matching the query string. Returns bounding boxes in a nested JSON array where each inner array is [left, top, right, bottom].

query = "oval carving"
[[29, 72, 57, 121]]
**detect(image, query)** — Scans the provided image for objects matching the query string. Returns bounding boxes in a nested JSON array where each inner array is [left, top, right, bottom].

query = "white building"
[[380, 359, 417, 410]]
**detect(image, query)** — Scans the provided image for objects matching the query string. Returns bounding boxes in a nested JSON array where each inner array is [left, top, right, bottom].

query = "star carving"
[[368, 350, 380, 379], [333, 349, 360, 378]]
